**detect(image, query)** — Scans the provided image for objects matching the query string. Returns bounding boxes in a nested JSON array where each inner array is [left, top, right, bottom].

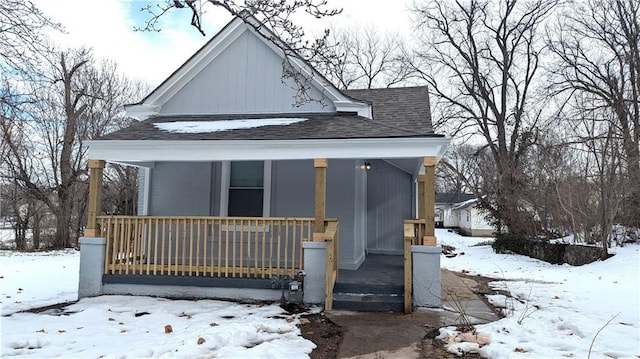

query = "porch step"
[[332, 281, 405, 312], [332, 292, 404, 312], [333, 282, 403, 295]]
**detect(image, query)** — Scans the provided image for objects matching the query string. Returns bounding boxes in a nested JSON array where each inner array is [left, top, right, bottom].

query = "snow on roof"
[[452, 196, 480, 210], [153, 118, 308, 134]]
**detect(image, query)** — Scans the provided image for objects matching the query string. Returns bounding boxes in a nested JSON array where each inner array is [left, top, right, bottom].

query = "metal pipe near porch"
[[85, 159, 105, 237], [423, 156, 436, 245], [313, 158, 327, 241]]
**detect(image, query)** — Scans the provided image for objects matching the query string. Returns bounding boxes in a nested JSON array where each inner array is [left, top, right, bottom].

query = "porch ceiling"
[[86, 137, 450, 164]]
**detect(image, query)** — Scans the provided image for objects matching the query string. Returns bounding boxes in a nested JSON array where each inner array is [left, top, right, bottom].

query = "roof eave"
[[87, 137, 450, 163]]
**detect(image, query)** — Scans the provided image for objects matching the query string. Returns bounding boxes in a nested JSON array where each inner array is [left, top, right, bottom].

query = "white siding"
[[442, 207, 459, 227], [470, 207, 493, 231], [457, 205, 494, 236], [160, 30, 335, 115]]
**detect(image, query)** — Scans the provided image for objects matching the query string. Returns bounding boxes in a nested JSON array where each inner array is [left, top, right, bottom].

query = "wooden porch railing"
[[323, 220, 339, 310], [403, 219, 437, 313], [98, 216, 315, 279]]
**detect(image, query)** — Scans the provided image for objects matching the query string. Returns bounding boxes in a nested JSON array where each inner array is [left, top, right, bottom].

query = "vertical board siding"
[[271, 160, 315, 218], [137, 168, 146, 215], [326, 160, 359, 268], [149, 162, 213, 216], [367, 160, 413, 253], [160, 31, 335, 115]]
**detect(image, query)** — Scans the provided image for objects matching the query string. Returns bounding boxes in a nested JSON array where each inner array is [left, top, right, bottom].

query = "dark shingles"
[[436, 193, 477, 205], [102, 87, 437, 141], [100, 113, 433, 141], [343, 87, 433, 134]]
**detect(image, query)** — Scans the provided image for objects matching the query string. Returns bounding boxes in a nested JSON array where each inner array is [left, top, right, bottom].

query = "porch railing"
[[323, 220, 339, 310], [403, 219, 437, 313], [98, 216, 315, 279]]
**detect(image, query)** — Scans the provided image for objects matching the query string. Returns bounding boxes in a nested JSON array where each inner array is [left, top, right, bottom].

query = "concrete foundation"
[[303, 241, 327, 304], [78, 237, 106, 298], [102, 284, 283, 302], [412, 245, 441, 308]]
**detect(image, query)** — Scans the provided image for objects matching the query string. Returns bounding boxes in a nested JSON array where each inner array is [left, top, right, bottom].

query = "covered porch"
[[80, 151, 442, 313]]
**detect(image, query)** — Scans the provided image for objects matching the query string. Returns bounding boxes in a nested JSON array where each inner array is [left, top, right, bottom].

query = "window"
[[228, 161, 264, 217]]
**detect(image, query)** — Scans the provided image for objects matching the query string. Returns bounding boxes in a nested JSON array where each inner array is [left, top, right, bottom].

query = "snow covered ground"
[[1, 249, 79, 315], [436, 228, 640, 358], [1, 229, 638, 358], [1, 250, 316, 358]]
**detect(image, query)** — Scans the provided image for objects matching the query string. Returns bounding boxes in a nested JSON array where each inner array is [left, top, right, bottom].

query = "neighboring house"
[[448, 195, 496, 237], [78, 13, 449, 313], [435, 192, 476, 228]]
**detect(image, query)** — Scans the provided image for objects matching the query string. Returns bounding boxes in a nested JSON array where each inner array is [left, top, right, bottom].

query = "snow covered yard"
[[1, 249, 79, 315], [437, 228, 640, 358], [1, 229, 638, 358], [1, 296, 315, 358], [1, 250, 316, 358]]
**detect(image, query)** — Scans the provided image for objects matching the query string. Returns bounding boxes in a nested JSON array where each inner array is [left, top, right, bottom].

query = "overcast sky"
[[33, 0, 415, 87]]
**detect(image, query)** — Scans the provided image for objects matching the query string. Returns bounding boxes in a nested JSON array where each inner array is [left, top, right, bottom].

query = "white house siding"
[[159, 30, 335, 115], [442, 207, 460, 228], [458, 206, 494, 237]]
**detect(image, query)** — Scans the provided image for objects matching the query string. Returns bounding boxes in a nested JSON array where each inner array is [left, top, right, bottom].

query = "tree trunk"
[[53, 207, 71, 248]]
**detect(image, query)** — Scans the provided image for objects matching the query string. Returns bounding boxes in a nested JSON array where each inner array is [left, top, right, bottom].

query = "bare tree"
[[547, 0, 640, 226], [0, 0, 60, 76], [1, 47, 145, 248], [408, 0, 559, 235], [437, 144, 489, 195], [0, 1, 61, 249], [313, 26, 415, 89]]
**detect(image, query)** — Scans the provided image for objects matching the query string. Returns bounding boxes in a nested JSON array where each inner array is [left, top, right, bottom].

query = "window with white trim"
[[220, 161, 271, 217]]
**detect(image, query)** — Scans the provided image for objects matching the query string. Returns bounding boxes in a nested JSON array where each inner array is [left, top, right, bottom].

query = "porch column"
[[313, 158, 327, 241], [423, 156, 436, 245], [85, 159, 105, 237]]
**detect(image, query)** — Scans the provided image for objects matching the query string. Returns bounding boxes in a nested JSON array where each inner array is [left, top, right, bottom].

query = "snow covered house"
[[78, 13, 449, 313]]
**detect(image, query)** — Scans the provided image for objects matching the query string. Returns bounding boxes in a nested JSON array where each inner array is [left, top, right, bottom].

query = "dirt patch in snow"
[[298, 313, 342, 359]]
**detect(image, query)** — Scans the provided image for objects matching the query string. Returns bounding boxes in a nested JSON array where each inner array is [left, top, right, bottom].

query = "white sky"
[[33, 0, 415, 87]]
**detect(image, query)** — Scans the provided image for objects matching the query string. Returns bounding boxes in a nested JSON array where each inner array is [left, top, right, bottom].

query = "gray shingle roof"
[[344, 86, 433, 134], [101, 87, 437, 141], [436, 193, 477, 205]]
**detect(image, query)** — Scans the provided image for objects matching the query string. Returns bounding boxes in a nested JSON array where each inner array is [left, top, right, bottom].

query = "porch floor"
[[336, 254, 404, 288]]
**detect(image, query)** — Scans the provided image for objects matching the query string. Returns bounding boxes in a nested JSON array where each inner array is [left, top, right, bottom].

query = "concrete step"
[[332, 292, 404, 312], [333, 282, 404, 295]]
